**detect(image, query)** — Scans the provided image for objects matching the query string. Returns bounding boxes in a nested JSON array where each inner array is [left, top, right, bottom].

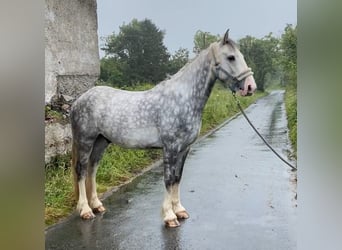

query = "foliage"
[[281, 24, 297, 158], [238, 25, 297, 156], [193, 30, 220, 54], [201, 83, 266, 132], [101, 18, 170, 86], [100, 19, 190, 87], [45, 105, 64, 122], [45, 154, 74, 225], [45, 105, 70, 125], [167, 47, 190, 75], [99, 57, 125, 87], [285, 85, 297, 158], [96, 146, 161, 188], [280, 24, 297, 86], [238, 34, 281, 91]]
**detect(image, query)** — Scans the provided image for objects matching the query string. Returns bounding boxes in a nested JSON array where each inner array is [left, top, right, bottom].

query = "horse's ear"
[[223, 29, 230, 44]]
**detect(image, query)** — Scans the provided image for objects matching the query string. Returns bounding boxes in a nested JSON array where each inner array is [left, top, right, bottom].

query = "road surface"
[[45, 90, 297, 250]]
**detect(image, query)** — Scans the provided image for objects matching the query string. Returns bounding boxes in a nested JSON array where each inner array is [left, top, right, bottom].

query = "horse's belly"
[[109, 127, 162, 149]]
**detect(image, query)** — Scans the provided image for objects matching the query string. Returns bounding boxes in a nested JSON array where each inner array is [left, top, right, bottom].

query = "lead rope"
[[232, 92, 297, 171]]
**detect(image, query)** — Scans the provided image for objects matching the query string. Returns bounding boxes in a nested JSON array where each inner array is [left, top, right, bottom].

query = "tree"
[[239, 34, 280, 91], [167, 47, 189, 75], [101, 19, 170, 86], [280, 24, 297, 86], [99, 57, 125, 87], [193, 30, 220, 54]]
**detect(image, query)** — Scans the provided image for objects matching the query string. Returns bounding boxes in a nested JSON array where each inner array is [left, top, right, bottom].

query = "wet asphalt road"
[[45, 90, 297, 250]]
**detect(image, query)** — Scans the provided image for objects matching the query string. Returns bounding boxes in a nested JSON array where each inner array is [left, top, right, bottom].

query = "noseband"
[[215, 64, 254, 93]]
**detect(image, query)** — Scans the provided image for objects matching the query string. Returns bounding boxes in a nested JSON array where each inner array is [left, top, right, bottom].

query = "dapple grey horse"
[[70, 30, 257, 227]]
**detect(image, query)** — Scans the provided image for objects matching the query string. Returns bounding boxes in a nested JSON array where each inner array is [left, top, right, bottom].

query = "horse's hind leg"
[[86, 135, 110, 213], [72, 140, 95, 219], [71, 142, 79, 201]]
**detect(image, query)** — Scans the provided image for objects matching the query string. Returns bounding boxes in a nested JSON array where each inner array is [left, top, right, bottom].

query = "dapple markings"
[[70, 30, 257, 227]]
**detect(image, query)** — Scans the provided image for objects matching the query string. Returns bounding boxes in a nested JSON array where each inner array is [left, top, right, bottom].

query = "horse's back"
[[71, 86, 147, 116], [70, 86, 163, 148]]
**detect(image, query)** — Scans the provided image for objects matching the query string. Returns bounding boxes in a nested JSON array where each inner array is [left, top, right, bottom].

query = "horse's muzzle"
[[238, 75, 257, 96]]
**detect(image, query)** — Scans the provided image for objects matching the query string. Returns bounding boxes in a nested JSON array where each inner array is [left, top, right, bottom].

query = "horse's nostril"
[[248, 85, 252, 91]]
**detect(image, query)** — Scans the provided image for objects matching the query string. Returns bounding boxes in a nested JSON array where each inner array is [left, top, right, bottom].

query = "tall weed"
[[285, 85, 297, 158]]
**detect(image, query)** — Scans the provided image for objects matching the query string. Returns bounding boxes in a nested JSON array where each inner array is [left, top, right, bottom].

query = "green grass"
[[284, 85, 297, 158], [201, 84, 265, 132], [44, 147, 161, 226], [45, 83, 266, 226], [96, 147, 162, 191], [45, 168, 74, 225], [45, 154, 74, 225], [45, 105, 64, 122]]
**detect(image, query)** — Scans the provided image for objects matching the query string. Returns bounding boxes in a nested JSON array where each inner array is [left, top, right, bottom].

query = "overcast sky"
[[97, 0, 297, 58]]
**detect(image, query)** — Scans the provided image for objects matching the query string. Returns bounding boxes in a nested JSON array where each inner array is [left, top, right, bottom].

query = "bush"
[[285, 85, 297, 158]]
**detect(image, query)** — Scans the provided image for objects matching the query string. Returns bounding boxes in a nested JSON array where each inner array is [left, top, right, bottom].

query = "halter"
[[210, 43, 254, 93], [215, 64, 254, 93]]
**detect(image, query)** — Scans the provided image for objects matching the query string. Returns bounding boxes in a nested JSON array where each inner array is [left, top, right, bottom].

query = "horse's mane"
[[226, 38, 239, 49], [164, 45, 212, 83], [157, 38, 238, 85]]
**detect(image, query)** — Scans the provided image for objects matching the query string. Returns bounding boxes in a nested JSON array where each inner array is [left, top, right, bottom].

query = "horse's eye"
[[227, 55, 235, 62]]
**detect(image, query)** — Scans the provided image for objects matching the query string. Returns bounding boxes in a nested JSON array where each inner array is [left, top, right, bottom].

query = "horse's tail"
[[71, 140, 79, 201]]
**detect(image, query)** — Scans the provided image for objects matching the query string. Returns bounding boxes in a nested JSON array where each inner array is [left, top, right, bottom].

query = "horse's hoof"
[[81, 211, 95, 220], [165, 219, 180, 228], [176, 210, 189, 219], [93, 205, 106, 213]]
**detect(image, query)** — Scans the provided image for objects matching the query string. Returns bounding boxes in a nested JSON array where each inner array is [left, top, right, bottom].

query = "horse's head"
[[210, 30, 257, 96]]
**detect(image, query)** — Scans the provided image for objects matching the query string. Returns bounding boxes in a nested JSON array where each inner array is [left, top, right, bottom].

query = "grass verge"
[[284, 85, 297, 158], [45, 83, 265, 226]]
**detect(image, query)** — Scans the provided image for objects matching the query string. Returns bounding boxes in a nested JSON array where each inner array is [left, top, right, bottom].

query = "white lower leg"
[[86, 174, 103, 209], [162, 190, 177, 222], [171, 184, 186, 213], [77, 178, 94, 217]]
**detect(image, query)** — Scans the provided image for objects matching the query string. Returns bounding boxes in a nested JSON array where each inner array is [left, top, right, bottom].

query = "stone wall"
[[45, 123, 72, 163], [45, 0, 100, 103], [45, 0, 100, 163]]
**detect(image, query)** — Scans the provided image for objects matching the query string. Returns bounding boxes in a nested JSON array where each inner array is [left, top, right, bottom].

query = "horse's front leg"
[[162, 147, 190, 227], [172, 147, 190, 220]]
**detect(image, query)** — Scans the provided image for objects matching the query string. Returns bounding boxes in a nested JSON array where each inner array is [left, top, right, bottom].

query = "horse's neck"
[[175, 49, 217, 112]]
